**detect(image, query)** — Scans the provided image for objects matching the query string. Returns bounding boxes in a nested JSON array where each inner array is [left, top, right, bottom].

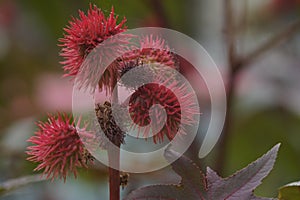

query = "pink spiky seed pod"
[[118, 59, 155, 89], [121, 35, 179, 70], [129, 80, 199, 143], [139, 35, 178, 69], [26, 113, 92, 182], [119, 35, 178, 89], [59, 4, 130, 92]]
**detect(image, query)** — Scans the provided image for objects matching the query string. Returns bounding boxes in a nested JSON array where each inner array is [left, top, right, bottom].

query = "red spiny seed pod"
[[118, 59, 155, 89], [139, 35, 178, 69], [119, 35, 178, 89], [129, 81, 198, 143], [26, 113, 91, 182], [121, 35, 178, 70], [59, 4, 129, 92]]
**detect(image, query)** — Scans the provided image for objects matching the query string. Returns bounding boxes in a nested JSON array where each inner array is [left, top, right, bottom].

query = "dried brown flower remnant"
[[95, 101, 126, 147]]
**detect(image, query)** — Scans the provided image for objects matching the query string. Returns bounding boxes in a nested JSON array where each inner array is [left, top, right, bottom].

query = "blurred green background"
[[0, 0, 300, 199]]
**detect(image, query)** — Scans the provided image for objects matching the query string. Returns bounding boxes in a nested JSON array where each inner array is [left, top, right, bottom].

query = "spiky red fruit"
[[121, 35, 178, 69], [129, 80, 198, 143], [139, 35, 178, 68], [119, 35, 178, 89], [59, 5, 129, 92], [26, 113, 88, 182]]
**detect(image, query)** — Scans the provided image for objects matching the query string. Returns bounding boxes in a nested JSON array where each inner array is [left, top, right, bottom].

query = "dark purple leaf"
[[164, 148, 207, 199], [124, 184, 191, 200], [207, 144, 280, 200], [206, 167, 222, 185], [125, 147, 206, 200], [125, 144, 280, 200]]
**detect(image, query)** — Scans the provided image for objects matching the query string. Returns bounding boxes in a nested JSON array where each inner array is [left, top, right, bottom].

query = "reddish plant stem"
[[108, 86, 120, 200], [108, 145, 120, 200]]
